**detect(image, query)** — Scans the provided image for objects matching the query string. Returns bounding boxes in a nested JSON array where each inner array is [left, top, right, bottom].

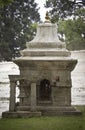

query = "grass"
[[0, 106, 85, 130]]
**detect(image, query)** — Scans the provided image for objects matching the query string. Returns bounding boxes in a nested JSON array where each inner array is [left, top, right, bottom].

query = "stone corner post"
[[9, 77, 16, 112], [30, 82, 37, 111]]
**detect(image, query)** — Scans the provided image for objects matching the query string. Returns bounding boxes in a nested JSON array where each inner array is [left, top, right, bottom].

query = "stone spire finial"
[[45, 11, 51, 23]]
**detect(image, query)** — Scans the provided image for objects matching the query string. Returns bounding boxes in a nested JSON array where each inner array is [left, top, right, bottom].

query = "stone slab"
[[2, 111, 42, 118], [2, 109, 82, 118]]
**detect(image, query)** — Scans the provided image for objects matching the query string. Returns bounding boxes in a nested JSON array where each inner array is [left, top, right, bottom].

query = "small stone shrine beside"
[[2, 14, 81, 117]]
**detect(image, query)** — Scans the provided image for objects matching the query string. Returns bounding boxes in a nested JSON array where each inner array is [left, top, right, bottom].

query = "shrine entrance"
[[39, 79, 51, 101]]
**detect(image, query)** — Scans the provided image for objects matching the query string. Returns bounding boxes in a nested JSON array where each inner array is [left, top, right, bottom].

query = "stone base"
[[38, 106, 82, 116], [2, 111, 42, 118], [41, 110, 82, 116], [2, 106, 82, 118]]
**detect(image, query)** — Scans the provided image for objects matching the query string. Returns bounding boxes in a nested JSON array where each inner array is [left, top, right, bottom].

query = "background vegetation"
[[45, 0, 85, 50], [0, 0, 40, 61], [0, 0, 14, 7]]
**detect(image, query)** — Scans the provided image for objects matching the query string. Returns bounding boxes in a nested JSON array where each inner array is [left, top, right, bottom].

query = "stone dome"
[[26, 22, 66, 49], [21, 21, 71, 57]]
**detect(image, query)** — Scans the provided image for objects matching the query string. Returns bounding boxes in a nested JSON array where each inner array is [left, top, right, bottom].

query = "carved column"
[[9, 80, 16, 111], [30, 82, 37, 111]]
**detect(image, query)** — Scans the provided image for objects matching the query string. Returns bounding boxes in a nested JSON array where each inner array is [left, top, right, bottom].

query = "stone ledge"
[[42, 110, 82, 116], [2, 111, 42, 118], [2, 109, 82, 118], [21, 49, 70, 57], [16, 106, 82, 112]]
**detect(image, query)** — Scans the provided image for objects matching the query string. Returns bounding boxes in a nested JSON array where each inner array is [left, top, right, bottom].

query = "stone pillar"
[[30, 82, 37, 111], [9, 80, 16, 111], [51, 86, 56, 106]]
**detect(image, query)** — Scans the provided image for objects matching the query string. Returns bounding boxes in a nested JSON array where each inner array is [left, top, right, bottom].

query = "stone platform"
[[2, 106, 82, 118], [2, 111, 42, 118]]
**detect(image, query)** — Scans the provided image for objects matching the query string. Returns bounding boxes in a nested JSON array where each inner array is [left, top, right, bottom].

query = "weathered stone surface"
[[26, 23, 66, 49], [2, 111, 42, 118], [30, 83, 37, 111], [2, 21, 81, 118]]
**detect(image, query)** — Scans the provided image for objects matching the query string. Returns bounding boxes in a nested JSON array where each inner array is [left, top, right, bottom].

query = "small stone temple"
[[2, 14, 81, 117]]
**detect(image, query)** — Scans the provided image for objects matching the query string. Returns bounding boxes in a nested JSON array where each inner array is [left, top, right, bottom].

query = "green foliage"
[[45, 0, 85, 50], [45, 0, 85, 20], [0, 0, 40, 61], [58, 16, 85, 50], [0, 0, 13, 7], [0, 41, 12, 61], [74, 8, 85, 18], [45, 0, 76, 21]]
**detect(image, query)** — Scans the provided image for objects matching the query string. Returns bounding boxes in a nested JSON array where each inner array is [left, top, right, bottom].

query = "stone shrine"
[[2, 15, 81, 117]]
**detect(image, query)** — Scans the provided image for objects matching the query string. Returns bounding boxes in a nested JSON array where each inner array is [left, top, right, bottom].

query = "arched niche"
[[39, 79, 51, 101]]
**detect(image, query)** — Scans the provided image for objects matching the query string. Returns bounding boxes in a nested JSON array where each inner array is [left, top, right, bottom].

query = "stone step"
[[16, 105, 80, 112], [41, 110, 82, 116], [37, 106, 76, 111], [2, 111, 42, 118], [2, 109, 81, 118]]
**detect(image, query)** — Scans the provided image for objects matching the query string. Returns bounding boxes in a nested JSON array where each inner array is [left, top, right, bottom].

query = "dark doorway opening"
[[39, 79, 51, 101]]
